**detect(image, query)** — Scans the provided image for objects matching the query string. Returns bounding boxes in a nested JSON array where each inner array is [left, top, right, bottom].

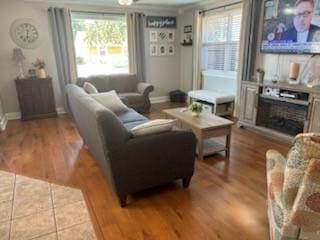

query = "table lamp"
[[12, 48, 26, 79]]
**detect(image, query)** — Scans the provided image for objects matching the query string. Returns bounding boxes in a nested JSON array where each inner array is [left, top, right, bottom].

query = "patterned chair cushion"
[[267, 133, 320, 240]]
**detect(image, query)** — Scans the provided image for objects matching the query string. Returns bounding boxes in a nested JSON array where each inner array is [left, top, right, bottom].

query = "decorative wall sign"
[[168, 44, 175, 56], [264, 87, 280, 97], [184, 25, 192, 33], [146, 16, 177, 29], [168, 31, 175, 42], [150, 44, 158, 56], [159, 44, 167, 56], [150, 30, 158, 42]]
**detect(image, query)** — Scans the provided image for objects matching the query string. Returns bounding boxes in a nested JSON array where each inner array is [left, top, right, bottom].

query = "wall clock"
[[10, 18, 42, 49]]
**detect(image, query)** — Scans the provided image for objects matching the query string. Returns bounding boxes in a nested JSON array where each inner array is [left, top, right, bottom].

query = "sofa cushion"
[[117, 109, 148, 124], [91, 91, 129, 113], [118, 93, 144, 105], [83, 82, 98, 94], [130, 119, 176, 137], [108, 74, 138, 93], [78, 76, 111, 92], [123, 120, 149, 131], [78, 74, 138, 93]]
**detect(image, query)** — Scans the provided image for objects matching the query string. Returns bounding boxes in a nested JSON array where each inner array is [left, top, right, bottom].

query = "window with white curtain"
[[201, 8, 242, 76], [71, 12, 129, 77]]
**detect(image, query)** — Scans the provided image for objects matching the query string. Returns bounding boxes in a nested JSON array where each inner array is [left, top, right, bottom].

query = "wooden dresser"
[[15, 78, 57, 121]]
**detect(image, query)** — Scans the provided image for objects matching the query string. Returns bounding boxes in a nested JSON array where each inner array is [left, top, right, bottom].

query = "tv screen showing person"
[[261, 0, 320, 54], [281, 0, 320, 42]]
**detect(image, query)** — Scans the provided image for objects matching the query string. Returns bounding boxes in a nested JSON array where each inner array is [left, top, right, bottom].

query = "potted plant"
[[33, 59, 47, 79], [189, 102, 203, 117], [256, 68, 265, 83]]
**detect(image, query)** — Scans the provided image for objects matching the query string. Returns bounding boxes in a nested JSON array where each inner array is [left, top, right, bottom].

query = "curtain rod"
[[71, 10, 145, 16], [71, 10, 125, 15], [199, 1, 243, 14]]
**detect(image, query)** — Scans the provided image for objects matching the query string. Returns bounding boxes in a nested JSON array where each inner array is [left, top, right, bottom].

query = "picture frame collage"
[[149, 30, 175, 57]]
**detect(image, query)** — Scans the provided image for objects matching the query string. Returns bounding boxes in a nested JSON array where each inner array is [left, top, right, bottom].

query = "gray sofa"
[[66, 84, 197, 207], [77, 74, 154, 113]]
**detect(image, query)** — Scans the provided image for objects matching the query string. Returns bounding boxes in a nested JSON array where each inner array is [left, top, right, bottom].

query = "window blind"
[[201, 8, 242, 74]]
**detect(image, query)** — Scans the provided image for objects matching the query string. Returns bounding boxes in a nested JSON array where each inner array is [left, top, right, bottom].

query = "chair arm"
[[108, 130, 196, 195], [137, 82, 154, 96], [289, 159, 320, 232], [266, 150, 286, 208]]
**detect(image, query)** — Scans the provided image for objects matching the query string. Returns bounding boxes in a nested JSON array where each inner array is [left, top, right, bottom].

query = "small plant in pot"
[[33, 59, 47, 79], [189, 102, 203, 117]]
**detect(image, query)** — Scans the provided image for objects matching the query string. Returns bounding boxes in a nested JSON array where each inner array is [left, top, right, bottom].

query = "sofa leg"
[[183, 177, 192, 188], [119, 195, 127, 207]]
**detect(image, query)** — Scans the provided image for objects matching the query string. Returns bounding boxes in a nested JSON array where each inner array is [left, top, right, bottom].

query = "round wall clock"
[[10, 18, 42, 49]]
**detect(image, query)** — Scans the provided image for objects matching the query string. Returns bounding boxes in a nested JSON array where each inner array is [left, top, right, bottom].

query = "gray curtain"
[[48, 7, 77, 111], [241, 0, 263, 81], [133, 13, 146, 82]]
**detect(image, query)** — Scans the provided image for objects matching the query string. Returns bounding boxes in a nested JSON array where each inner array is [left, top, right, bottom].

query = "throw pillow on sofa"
[[91, 90, 129, 113], [130, 119, 176, 137], [83, 82, 98, 94]]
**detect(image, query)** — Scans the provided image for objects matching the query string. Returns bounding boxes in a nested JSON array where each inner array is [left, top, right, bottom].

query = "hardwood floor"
[[0, 103, 290, 240]]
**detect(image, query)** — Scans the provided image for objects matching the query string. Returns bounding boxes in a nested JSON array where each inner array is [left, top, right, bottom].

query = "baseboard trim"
[[0, 116, 8, 131], [150, 96, 170, 104], [6, 112, 21, 120], [56, 108, 67, 115], [5, 108, 67, 121]]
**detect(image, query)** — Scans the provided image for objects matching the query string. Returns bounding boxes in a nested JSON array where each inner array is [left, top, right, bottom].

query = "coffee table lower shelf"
[[196, 139, 227, 158]]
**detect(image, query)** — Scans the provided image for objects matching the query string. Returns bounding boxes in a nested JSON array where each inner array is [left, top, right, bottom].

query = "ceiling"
[[27, 0, 205, 8]]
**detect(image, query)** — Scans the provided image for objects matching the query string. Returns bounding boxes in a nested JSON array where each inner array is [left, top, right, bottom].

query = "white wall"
[[0, 0, 181, 117], [0, 0, 63, 116], [179, 9, 194, 92], [144, 21, 181, 97]]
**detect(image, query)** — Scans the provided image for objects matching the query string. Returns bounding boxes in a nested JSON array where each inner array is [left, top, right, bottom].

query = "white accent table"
[[188, 90, 235, 116]]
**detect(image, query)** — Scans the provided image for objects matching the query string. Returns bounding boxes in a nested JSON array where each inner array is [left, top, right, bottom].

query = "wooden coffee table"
[[163, 108, 234, 160]]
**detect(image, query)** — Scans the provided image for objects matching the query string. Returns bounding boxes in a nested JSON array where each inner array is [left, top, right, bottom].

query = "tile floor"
[[0, 170, 96, 240]]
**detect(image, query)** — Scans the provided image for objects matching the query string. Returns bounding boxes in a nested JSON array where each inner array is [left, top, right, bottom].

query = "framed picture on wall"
[[159, 31, 168, 41], [150, 30, 158, 42], [168, 31, 175, 42], [168, 44, 175, 56], [150, 44, 158, 56], [184, 25, 192, 33], [159, 44, 167, 56]]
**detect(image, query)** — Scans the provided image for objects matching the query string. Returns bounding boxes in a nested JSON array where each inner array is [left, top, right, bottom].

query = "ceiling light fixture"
[[118, 0, 133, 5]]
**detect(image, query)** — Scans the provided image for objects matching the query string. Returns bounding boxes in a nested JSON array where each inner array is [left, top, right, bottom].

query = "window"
[[201, 9, 242, 75], [71, 12, 129, 77]]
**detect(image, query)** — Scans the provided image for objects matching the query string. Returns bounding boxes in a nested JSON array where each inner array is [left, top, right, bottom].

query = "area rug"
[[0, 170, 97, 240]]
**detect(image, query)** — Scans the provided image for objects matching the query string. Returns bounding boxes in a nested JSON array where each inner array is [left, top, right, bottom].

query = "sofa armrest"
[[266, 150, 286, 208], [137, 82, 154, 96], [109, 130, 196, 194]]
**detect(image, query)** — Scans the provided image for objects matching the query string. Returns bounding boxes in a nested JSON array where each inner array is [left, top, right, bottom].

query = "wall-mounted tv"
[[261, 0, 320, 54]]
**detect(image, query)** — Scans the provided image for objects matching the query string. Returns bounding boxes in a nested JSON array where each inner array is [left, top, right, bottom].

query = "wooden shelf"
[[180, 43, 193, 46], [196, 139, 226, 157], [259, 94, 309, 106]]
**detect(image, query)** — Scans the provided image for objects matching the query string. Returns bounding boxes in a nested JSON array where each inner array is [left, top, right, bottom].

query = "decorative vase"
[[38, 68, 47, 79], [191, 112, 200, 117]]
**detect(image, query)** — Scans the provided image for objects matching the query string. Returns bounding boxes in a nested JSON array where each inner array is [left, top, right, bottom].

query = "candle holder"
[[288, 63, 300, 85]]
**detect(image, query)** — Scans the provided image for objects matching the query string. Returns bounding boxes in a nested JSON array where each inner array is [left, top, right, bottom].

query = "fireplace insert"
[[256, 97, 308, 136]]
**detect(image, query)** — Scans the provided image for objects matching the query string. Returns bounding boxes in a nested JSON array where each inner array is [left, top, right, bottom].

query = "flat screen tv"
[[261, 0, 320, 54]]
